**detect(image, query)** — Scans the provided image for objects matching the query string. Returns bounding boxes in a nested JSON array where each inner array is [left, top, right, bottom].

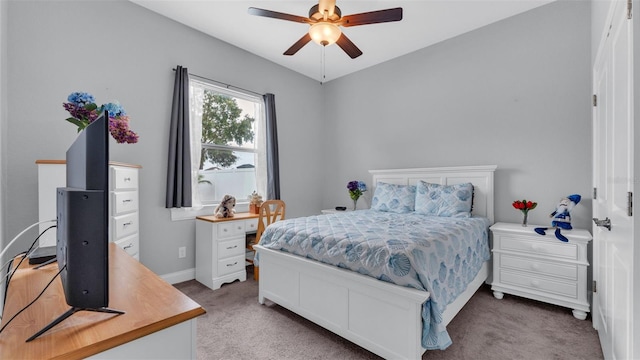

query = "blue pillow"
[[415, 181, 473, 217], [371, 182, 416, 213]]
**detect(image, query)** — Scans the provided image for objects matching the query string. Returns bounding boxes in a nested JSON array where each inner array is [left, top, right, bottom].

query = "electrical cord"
[[0, 219, 56, 261], [4, 225, 56, 288], [0, 265, 65, 335], [1, 225, 56, 320]]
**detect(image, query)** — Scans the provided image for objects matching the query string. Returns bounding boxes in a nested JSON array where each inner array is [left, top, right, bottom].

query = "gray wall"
[[3, 0, 593, 278], [4, 0, 324, 275], [322, 0, 593, 230]]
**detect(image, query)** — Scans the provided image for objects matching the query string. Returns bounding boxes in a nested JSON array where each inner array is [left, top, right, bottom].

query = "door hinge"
[[593, 94, 597, 106], [593, 280, 597, 293], [628, 0, 632, 19], [593, 187, 597, 200], [628, 191, 633, 216]]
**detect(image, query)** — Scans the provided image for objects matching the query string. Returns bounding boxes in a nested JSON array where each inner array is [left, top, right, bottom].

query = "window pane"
[[198, 150, 257, 203]]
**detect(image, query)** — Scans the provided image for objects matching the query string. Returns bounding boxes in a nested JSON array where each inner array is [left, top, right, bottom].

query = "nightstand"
[[490, 222, 592, 320], [321, 208, 352, 214]]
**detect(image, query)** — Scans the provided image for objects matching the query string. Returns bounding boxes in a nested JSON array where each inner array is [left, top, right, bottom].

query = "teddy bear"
[[215, 194, 236, 218], [534, 194, 581, 242]]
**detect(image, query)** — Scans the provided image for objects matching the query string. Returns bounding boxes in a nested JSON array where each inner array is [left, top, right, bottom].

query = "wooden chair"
[[246, 200, 285, 281]]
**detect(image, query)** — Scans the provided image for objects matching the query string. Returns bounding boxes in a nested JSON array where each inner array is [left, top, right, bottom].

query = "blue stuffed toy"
[[534, 194, 581, 242]]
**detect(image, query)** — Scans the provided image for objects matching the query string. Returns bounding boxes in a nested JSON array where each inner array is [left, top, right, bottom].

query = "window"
[[189, 79, 267, 207]]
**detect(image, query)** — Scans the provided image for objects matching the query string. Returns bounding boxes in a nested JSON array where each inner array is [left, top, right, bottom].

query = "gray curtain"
[[166, 65, 192, 208], [264, 93, 280, 200]]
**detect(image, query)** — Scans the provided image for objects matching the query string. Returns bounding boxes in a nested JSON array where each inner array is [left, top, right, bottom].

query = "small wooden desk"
[[0, 243, 205, 359], [195, 212, 260, 290]]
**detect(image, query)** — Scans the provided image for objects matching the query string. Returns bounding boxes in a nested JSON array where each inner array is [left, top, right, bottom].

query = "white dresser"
[[36, 160, 141, 260], [490, 222, 592, 320], [195, 213, 259, 290]]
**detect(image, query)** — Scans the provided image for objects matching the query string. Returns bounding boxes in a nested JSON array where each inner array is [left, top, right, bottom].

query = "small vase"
[[353, 198, 358, 211], [522, 211, 528, 227]]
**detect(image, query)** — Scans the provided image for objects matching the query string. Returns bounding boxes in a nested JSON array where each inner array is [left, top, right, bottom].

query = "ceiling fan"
[[248, 0, 403, 59]]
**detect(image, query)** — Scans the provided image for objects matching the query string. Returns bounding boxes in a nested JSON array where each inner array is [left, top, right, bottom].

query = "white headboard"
[[369, 165, 497, 223]]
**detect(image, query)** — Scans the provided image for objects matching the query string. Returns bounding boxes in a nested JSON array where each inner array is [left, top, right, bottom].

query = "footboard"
[[255, 245, 430, 360]]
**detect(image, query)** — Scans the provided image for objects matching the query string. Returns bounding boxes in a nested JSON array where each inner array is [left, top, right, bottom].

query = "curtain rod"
[[172, 68, 263, 97]]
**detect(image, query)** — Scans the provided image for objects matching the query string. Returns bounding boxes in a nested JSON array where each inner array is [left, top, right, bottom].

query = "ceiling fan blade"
[[284, 33, 312, 56], [248, 7, 311, 24], [340, 8, 403, 27], [318, 0, 336, 17], [335, 33, 363, 59]]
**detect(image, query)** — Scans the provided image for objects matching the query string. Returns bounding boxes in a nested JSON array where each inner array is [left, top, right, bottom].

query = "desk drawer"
[[217, 221, 246, 239], [218, 237, 244, 258], [245, 218, 258, 233], [218, 255, 245, 276]]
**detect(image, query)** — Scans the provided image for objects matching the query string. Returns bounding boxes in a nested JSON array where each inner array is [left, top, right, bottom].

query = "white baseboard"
[[161, 268, 195, 285]]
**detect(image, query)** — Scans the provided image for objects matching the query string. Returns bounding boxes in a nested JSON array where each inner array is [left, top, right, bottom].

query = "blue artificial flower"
[[101, 102, 126, 117], [358, 181, 367, 192], [67, 92, 95, 106]]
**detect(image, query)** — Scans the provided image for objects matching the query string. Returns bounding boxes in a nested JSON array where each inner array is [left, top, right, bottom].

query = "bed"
[[254, 165, 496, 359]]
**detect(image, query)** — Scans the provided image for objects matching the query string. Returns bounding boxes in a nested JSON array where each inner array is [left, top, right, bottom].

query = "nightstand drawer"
[[499, 236, 578, 260], [218, 255, 245, 276], [500, 254, 578, 281], [500, 269, 578, 298], [218, 237, 245, 258], [217, 221, 246, 238]]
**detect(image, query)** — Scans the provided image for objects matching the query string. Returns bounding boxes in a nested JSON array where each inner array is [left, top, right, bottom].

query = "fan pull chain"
[[320, 45, 326, 85]]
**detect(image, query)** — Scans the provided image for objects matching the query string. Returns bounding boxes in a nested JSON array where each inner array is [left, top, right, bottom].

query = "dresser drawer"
[[245, 218, 258, 233], [218, 255, 245, 276], [218, 237, 245, 258], [499, 269, 578, 299], [111, 167, 139, 191], [111, 191, 138, 215], [217, 221, 246, 239], [112, 212, 138, 240], [114, 234, 139, 257], [499, 235, 578, 260], [500, 254, 578, 281]]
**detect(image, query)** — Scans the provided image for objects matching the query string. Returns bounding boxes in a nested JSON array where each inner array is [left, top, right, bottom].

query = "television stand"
[[27, 306, 124, 342]]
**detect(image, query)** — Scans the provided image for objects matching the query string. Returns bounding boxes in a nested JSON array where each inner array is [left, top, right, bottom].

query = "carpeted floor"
[[174, 267, 604, 360]]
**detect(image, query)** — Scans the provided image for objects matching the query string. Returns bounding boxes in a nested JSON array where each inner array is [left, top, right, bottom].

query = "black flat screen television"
[[56, 112, 110, 309], [27, 112, 123, 342]]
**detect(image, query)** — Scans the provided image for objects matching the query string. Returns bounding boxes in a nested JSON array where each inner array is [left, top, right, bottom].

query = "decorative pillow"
[[371, 182, 416, 213], [415, 181, 474, 217]]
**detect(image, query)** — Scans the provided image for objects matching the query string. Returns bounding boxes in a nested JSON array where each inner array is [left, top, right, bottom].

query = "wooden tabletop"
[[197, 212, 260, 223], [0, 243, 205, 360]]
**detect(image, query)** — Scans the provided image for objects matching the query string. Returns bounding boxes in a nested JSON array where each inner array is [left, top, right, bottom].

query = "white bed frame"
[[255, 165, 497, 359]]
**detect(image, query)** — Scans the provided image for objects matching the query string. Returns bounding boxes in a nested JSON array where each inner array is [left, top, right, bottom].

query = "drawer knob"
[[123, 221, 133, 227], [226, 262, 238, 267], [124, 177, 131, 182], [226, 245, 238, 250], [122, 199, 132, 203], [223, 228, 228, 232], [123, 243, 133, 250]]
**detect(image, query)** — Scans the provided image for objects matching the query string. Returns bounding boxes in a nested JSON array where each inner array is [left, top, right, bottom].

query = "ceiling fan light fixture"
[[309, 22, 341, 46]]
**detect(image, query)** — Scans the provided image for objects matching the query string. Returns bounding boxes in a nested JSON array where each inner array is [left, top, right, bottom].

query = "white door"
[[592, 1, 634, 359]]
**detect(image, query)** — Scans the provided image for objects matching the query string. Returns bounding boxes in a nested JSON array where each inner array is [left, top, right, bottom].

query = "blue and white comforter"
[[258, 209, 491, 350]]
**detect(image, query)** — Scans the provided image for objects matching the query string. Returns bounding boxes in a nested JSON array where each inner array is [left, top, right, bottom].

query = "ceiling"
[[130, 0, 555, 82]]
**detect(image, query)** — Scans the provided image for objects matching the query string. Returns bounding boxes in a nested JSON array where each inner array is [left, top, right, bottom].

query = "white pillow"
[[415, 181, 473, 217], [371, 182, 416, 213]]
